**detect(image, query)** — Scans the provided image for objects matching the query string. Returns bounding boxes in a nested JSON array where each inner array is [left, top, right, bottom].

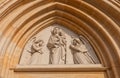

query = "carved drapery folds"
[[19, 25, 100, 65]]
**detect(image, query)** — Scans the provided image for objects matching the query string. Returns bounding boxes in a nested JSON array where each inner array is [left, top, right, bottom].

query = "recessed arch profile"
[[0, 0, 120, 78]]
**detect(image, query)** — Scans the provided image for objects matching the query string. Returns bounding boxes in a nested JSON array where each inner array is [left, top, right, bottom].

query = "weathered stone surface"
[[0, 0, 120, 78]]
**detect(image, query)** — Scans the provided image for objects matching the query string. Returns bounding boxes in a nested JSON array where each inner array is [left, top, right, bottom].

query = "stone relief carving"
[[47, 27, 67, 64], [28, 38, 44, 64], [19, 25, 100, 65], [70, 37, 96, 64]]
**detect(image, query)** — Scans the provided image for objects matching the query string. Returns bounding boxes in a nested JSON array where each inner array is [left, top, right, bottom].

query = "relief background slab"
[[19, 25, 100, 65]]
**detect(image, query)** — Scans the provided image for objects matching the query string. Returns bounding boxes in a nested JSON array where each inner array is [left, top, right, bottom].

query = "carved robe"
[[47, 34, 66, 64], [28, 41, 43, 64], [70, 41, 95, 64]]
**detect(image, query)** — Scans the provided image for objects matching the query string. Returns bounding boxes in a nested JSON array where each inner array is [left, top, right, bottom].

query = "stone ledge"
[[10, 64, 108, 72]]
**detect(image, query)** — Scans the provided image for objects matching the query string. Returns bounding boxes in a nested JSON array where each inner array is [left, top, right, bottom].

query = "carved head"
[[51, 27, 60, 35], [34, 39, 44, 46], [72, 38, 82, 45]]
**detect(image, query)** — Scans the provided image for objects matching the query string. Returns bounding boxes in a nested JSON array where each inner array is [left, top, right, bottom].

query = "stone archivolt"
[[0, 0, 120, 78]]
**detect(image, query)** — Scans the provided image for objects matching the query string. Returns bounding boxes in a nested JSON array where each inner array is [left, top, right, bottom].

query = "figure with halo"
[[70, 37, 96, 64], [47, 27, 67, 64], [28, 37, 44, 64]]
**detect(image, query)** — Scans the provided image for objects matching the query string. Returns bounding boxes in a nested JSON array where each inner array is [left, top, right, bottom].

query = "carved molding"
[[11, 64, 108, 72]]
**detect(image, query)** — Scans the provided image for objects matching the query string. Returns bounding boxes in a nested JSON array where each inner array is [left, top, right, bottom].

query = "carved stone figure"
[[28, 38, 44, 64], [20, 25, 100, 65], [47, 27, 67, 64], [70, 38, 96, 64]]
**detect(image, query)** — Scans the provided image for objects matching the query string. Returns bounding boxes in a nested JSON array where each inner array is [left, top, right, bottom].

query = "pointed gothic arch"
[[0, 0, 120, 78]]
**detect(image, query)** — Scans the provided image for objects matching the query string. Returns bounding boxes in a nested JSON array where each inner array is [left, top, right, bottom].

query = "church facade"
[[0, 0, 120, 78]]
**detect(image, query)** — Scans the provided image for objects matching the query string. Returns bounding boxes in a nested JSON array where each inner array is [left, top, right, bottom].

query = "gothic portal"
[[0, 0, 120, 78]]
